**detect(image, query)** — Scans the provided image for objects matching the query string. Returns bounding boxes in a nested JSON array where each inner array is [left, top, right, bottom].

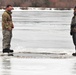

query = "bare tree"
[[0, 0, 76, 8]]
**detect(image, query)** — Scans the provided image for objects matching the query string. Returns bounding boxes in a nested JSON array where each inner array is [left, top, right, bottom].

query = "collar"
[[5, 10, 12, 15]]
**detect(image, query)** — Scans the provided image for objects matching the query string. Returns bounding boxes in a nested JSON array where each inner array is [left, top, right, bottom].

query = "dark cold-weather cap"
[[6, 5, 12, 8]]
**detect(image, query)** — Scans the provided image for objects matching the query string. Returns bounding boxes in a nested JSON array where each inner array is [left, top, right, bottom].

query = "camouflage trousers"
[[2, 30, 12, 49]]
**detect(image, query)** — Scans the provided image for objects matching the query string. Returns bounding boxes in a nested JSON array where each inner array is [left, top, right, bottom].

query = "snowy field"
[[0, 57, 76, 75], [0, 10, 74, 54], [0, 9, 76, 75]]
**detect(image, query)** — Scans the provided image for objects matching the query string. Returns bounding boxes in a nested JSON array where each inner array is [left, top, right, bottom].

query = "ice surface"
[[0, 9, 75, 75], [0, 57, 76, 75], [0, 10, 74, 53]]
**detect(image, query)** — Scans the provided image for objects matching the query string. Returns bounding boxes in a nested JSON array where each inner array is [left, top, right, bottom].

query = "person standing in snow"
[[70, 6, 76, 56], [2, 5, 14, 53]]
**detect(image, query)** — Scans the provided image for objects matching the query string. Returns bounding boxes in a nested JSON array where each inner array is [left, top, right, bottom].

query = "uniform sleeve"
[[70, 17, 73, 35], [2, 14, 9, 29], [70, 16, 76, 35], [70, 18, 73, 35]]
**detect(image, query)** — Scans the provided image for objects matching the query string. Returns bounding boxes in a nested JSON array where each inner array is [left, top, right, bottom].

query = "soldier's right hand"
[[12, 24, 14, 28]]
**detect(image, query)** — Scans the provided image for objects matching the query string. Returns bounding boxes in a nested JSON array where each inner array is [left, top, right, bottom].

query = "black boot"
[[72, 47, 76, 56], [3, 48, 9, 53], [9, 49, 14, 53], [72, 53, 76, 56], [3, 48, 13, 53]]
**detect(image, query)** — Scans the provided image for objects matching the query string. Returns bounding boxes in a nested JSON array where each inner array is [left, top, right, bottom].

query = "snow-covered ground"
[[0, 10, 74, 54], [0, 57, 76, 75], [0, 9, 75, 75]]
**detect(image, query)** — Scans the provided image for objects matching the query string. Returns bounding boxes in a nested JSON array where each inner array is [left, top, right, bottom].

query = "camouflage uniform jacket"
[[2, 10, 13, 30], [70, 16, 76, 34]]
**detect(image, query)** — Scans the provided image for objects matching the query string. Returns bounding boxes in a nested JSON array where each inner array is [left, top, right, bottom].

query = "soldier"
[[2, 5, 14, 53], [70, 6, 76, 56]]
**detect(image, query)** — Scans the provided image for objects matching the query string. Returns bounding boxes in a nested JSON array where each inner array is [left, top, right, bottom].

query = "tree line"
[[0, 0, 76, 8], [0, 0, 51, 7]]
